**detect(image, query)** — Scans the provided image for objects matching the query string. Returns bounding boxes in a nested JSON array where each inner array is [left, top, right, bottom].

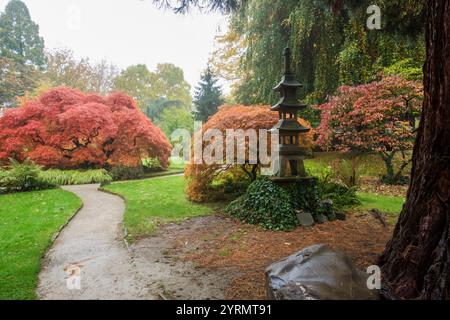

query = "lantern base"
[[276, 155, 306, 178]]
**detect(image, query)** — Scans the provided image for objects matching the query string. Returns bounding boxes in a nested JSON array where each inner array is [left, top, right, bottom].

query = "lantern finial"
[[283, 47, 292, 75]]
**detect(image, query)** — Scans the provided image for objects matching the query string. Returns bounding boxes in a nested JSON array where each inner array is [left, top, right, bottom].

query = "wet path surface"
[[37, 184, 154, 299]]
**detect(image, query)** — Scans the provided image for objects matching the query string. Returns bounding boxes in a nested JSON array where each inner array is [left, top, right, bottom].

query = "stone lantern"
[[270, 47, 311, 181]]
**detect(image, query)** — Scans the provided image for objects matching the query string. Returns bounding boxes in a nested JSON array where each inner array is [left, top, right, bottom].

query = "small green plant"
[[0, 159, 55, 192], [320, 182, 361, 210], [210, 166, 252, 197], [219, 247, 231, 257], [311, 164, 360, 210], [142, 157, 162, 173]]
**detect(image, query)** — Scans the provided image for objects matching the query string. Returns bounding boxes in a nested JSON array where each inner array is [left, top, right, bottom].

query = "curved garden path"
[[37, 184, 155, 300], [37, 182, 229, 300]]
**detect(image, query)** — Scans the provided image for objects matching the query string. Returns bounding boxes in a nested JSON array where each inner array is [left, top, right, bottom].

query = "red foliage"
[[185, 105, 314, 202], [316, 76, 423, 154], [0, 87, 172, 169]]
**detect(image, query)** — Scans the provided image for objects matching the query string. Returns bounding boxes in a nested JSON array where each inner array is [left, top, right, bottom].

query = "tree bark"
[[378, 1, 450, 299], [380, 152, 395, 183]]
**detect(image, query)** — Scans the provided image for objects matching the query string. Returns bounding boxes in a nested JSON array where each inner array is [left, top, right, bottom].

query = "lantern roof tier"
[[270, 119, 311, 133]]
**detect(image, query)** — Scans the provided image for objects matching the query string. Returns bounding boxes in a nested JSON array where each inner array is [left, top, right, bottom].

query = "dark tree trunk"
[[381, 152, 395, 183], [378, 1, 450, 299]]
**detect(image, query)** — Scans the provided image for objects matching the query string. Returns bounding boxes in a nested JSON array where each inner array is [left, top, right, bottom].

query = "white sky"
[[0, 0, 229, 93]]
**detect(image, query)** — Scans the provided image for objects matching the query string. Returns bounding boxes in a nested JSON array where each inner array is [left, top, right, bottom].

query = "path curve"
[[37, 184, 155, 300]]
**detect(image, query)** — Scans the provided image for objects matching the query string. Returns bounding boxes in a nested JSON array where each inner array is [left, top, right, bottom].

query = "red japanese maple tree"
[[316, 76, 423, 184], [0, 87, 172, 169], [186, 104, 313, 202]]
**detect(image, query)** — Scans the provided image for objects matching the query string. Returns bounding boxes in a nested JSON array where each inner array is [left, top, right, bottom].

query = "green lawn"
[[104, 175, 223, 241], [0, 189, 81, 300], [357, 192, 405, 214], [305, 151, 412, 177], [104, 174, 405, 242]]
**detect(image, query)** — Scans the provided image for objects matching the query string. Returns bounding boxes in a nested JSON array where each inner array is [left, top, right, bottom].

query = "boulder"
[[335, 211, 346, 221], [322, 199, 336, 221], [316, 213, 329, 224], [265, 244, 379, 300], [295, 210, 315, 227]]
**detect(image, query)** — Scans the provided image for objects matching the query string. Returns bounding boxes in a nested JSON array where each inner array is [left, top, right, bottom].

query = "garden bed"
[[163, 212, 394, 299], [102, 175, 404, 299]]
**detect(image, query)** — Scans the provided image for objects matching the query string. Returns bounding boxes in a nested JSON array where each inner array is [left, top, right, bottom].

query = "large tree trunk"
[[378, 1, 450, 300]]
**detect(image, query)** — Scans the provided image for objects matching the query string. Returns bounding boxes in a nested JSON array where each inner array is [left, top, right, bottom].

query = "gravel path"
[[37, 184, 229, 300], [37, 184, 155, 300]]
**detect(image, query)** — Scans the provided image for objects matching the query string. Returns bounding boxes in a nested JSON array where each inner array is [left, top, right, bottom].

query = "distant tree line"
[[0, 0, 227, 138]]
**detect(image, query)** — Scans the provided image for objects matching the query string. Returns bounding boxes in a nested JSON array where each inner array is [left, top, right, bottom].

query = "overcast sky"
[[0, 0, 229, 92]]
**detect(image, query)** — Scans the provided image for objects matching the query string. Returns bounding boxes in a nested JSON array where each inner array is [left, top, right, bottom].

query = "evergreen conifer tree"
[[193, 67, 224, 122]]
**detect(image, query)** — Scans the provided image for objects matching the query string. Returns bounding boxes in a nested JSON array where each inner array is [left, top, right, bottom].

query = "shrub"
[[39, 169, 112, 185], [309, 163, 361, 210], [383, 58, 423, 81], [142, 157, 162, 173], [319, 182, 360, 210], [331, 156, 365, 188], [226, 177, 298, 231], [212, 166, 252, 195], [316, 76, 423, 185], [109, 166, 144, 181], [0, 159, 55, 192]]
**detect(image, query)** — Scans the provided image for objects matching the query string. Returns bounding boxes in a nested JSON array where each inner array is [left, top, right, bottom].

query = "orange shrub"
[[185, 105, 314, 202]]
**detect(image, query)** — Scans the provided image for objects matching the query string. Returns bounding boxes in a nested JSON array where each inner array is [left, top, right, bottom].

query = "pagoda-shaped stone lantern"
[[270, 47, 310, 182]]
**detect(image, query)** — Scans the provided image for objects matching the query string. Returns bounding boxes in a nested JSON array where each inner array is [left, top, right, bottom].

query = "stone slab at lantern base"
[[295, 210, 315, 227], [265, 244, 380, 300]]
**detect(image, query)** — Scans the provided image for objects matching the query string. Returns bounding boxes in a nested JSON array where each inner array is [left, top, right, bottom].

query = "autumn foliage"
[[186, 105, 313, 202], [0, 87, 172, 169], [316, 75, 423, 183]]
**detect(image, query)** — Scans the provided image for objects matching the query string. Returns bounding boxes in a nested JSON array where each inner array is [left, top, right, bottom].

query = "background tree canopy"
[[113, 62, 194, 136], [208, 0, 425, 126], [113, 63, 191, 113], [193, 66, 224, 122], [43, 48, 119, 95], [0, 0, 45, 68], [0, 0, 46, 107]]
